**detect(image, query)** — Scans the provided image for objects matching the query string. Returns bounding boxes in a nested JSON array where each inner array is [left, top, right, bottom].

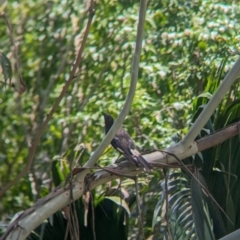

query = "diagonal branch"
[[0, 2, 95, 198], [3, 120, 239, 240], [84, 0, 148, 167], [181, 58, 240, 147]]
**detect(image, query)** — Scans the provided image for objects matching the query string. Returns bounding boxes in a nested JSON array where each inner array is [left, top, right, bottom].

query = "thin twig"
[[163, 169, 172, 240], [1, 13, 26, 92], [90, 190, 97, 240], [0, 1, 95, 198], [2, 13, 31, 152], [135, 177, 145, 240], [68, 162, 80, 240], [162, 150, 233, 224]]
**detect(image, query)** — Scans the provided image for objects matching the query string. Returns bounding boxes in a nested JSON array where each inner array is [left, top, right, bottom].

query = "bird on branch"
[[102, 113, 152, 171]]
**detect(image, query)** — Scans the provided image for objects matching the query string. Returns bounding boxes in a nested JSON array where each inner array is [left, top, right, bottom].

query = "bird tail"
[[135, 154, 152, 171], [130, 149, 152, 171]]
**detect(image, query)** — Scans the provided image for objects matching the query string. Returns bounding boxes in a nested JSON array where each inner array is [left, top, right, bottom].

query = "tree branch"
[[84, 0, 148, 168], [3, 120, 240, 239], [181, 58, 240, 147], [0, 2, 95, 198]]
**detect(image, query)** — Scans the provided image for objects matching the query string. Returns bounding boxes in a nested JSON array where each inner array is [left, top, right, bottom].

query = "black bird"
[[103, 113, 152, 171]]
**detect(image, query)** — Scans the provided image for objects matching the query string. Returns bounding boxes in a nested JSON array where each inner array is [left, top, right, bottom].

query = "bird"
[[102, 112, 152, 171]]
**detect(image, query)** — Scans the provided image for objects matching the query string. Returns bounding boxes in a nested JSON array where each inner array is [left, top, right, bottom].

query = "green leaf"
[[105, 196, 131, 215], [0, 50, 12, 83], [191, 176, 215, 240], [51, 160, 66, 186]]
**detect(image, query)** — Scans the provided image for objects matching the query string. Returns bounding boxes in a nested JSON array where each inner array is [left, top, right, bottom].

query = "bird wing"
[[112, 136, 133, 157], [111, 127, 152, 171]]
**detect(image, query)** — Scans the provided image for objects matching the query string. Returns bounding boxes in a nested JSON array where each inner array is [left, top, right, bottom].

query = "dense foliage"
[[1, 0, 240, 239]]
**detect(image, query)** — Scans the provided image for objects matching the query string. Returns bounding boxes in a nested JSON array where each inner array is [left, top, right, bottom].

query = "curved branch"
[[181, 58, 240, 147], [84, 0, 148, 167], [3, 121, 240, 240]]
